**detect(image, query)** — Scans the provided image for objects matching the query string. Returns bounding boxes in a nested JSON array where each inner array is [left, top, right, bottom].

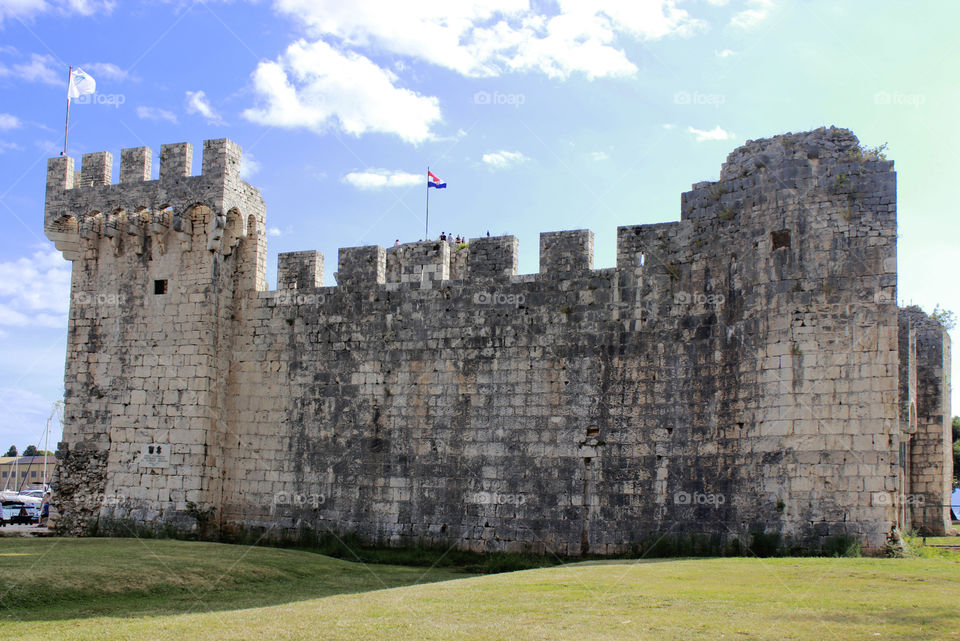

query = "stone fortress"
[[45, 127, 952, 554]]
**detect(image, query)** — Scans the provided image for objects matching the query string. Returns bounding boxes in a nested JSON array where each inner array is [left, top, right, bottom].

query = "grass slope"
[[0, 538, 461, 621], [1, 538, 959, 640]]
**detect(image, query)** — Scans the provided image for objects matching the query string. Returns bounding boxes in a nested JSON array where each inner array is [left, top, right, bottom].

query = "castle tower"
[[45, 139, 266, 533]]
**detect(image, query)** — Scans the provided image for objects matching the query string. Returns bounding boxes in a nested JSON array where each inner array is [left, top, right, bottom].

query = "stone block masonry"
[[45, 128, 952, 553]]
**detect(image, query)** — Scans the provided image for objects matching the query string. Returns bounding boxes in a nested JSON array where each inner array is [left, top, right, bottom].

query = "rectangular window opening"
[[154, 279, 168, 295], [771, 230, 791, 250]]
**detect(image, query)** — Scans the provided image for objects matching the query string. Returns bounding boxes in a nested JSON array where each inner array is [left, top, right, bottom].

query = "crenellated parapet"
[[44, 138, 265, 262], [285, 231, 586, 292], [246, 129, 900, 324]]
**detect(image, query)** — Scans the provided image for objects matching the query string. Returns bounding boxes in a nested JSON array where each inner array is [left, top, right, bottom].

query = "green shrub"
[[822, 534, 861, 557]]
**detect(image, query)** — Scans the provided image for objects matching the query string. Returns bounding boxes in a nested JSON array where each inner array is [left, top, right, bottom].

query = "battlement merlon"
[[540, 230, 593, 274], [44, 138, 265, 257], [278, 251, 324, 290]]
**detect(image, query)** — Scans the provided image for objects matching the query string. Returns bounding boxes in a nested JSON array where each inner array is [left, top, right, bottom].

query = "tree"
[[23, 445, 39, 457], [3, 445, 16, 457], [931, 305, 956, 331]]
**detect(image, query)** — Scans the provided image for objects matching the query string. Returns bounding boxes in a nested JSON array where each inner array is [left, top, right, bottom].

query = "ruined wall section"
[[666, 128, 901, 546], [897, 311, 918, 528], [45, 139, 265, 533], [218, 127, 901, 552], [900, 306, 953, 534]]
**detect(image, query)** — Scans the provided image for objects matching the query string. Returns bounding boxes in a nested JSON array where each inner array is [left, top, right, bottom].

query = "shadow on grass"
[[0, 538, 707, 623], [0, 527, 874, 622], [0, 538, 467, 622]]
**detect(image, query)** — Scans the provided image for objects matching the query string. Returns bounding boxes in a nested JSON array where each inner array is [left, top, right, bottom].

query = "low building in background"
[[0, 456, 56, 491]]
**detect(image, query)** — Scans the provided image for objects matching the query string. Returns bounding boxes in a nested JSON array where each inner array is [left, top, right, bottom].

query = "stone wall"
[[45, 128, 951, 552], [900, 306, 953, 534]]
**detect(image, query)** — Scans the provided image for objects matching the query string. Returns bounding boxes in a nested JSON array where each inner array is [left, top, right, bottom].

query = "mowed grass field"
[[0, 537, 959, 641]]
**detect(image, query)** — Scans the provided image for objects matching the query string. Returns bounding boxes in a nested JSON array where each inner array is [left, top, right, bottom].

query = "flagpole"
[[62, 66, 72, 156], [425, 166, 430, 240]]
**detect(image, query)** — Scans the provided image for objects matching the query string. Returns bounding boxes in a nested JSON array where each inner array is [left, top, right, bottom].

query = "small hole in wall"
[[154, 279, 168, 295], [771, 230, 791, 250], [639, 253, 645, 266], [586, 426, 600, 438]]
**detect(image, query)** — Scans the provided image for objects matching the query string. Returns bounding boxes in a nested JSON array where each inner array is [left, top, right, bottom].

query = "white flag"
[[67, 68, 96, 99]]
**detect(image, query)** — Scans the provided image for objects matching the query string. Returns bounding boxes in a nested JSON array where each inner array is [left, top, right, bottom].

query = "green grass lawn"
[[1, 537, 959, 640], [0, 538, 463, 621]]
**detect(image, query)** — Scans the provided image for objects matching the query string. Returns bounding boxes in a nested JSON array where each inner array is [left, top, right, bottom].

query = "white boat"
[[0, 491, 39, 523], [0, 489, 41, 505]]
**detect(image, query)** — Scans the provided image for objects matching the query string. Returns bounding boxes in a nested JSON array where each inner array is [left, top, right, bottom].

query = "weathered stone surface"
[[45, 129, 951, 552]]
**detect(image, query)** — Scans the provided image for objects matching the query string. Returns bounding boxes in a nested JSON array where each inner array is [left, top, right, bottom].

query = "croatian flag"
[[428, 170, 446, 189]]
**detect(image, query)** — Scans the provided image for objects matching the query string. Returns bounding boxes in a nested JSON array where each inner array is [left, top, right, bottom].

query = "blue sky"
[[0, 0, 957, 450]]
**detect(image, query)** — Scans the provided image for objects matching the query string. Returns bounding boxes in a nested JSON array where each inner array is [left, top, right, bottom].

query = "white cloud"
[[272, 1, 703, 80], [0, 114, 21, 130], [432, 128, 468, 143], [136, 105, 178, 124], [185, 90, 225, 125], [588, 151, 609, 161], [0, 53, 61, 85], [34, 140, 61, 155], [268, 227, 283, 237], [0, 141, 22, 153], [482, 150, 528, 169], [246, 2, 706, 142], [341, 168, 422, 190], [0, 0, 115, 24], [0, 0, 53, 24], [0, 247, 71, 329], [57, 0, 115, 16], [688, 125, 734, 142], [244, 39, 441, 144], [715, 48, 736, 58], [82, 61, 128, 81], [240, 152, 260, 180], [731, 0, 774, 29]]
